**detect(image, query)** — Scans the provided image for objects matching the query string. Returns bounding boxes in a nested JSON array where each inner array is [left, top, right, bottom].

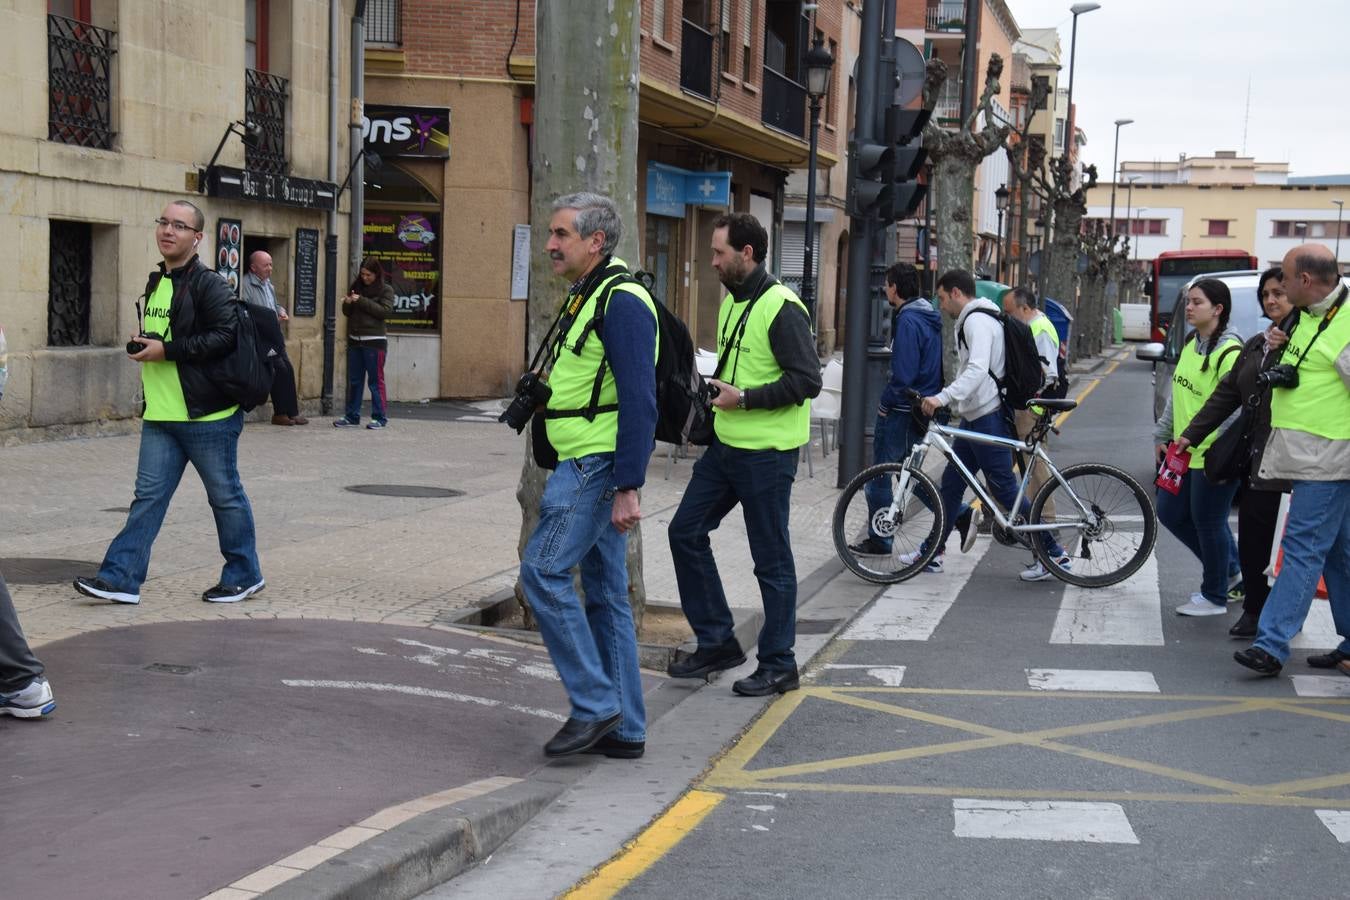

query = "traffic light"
[[847, 107, 930, 223]]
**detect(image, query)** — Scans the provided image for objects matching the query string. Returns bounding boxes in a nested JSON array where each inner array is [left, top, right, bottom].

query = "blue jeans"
[[668, 439, 800, 672], [344, 342, 387, 423], [98, 410, 261, 592], [863, 409, 921, 548], [1254, 479, 1350, 663], [1155, 467, 1240, 605], [935, 410, 1063, 556], [520, 454, 645, 741]]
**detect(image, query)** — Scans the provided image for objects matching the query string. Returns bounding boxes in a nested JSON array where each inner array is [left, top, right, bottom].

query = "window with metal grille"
[[48, 221, 92, 347], [245, 69, 288, 174], [47, 13, 116, 150], [365, 0, 401, 46]]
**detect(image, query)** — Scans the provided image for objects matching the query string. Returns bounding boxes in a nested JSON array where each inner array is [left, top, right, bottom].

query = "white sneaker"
[[1020, 556, 1070, 582], [957, 504, 983, 554], [0, 677, 56, 718], [898, 549, 944, 573], [1176, 592, 1227, 616]]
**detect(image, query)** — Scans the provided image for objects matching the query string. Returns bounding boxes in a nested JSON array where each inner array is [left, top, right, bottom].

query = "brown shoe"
[[271, 415, 294, 426], [290, 415, 309, 425]]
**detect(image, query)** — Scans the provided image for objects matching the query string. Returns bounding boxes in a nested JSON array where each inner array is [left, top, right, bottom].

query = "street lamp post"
[[1062, 3, 1101, 160], [1134, 207, 1147, 260], [800, 34, 834, 326], [1334, 199, 1345, 266], [995, 184, 1010, 281], [1107, 117, 1133, 239]]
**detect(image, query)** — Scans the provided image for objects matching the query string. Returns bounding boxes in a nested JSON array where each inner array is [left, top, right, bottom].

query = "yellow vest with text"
[[1171, 334, 1241, 467], [713, 284, 812, 451], [1029, 314, 1059, 352], [1270, 293, 1350, 440], [545, 262, 658, 461]]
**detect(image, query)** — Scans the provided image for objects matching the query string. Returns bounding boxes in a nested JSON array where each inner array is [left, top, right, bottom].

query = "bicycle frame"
[[892, 417, 1096, 536]]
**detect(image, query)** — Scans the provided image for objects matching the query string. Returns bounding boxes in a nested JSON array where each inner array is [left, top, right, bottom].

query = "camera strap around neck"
[[1286, 283, 1347, 375]]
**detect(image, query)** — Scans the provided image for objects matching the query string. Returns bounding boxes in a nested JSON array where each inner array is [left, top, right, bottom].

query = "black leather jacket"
[[145, 255, 240, 419]]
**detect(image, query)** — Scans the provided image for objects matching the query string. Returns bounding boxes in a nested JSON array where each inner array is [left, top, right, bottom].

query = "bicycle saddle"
[[1028, 398, 1077, 411]]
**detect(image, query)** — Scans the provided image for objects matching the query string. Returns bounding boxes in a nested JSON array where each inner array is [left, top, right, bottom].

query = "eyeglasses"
[[153, 218, 198, 234]]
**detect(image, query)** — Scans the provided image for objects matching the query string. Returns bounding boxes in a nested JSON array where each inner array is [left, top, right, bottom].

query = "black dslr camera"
[[126, 331, 164, 355], [1257, 363, 1299, 390], [499, 371, 553, 433]]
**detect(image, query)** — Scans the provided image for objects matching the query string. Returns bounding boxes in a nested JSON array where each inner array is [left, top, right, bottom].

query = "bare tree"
[[1003, 75, 1051, 289], [921, 53, 1012, 367], [1032, 154, 1098, 361], [515, 0, 647, 627]]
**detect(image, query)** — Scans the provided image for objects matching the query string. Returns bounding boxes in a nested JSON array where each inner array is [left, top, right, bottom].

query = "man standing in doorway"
[[668, 212, 822, 697], [74, 200, 264, 606], [243, 250, 306, 426]]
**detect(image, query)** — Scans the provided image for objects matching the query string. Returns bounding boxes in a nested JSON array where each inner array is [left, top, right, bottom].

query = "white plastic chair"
[[811, 386, 842, 458], [821, 358, 844, 392]]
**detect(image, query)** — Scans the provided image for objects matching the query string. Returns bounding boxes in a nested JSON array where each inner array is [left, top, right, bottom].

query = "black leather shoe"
[[1234, 646, 1282, 676], [544, 713, 621, 758], [732, 668, 800, 697], [847, 537, 891, 555], [1228, 612, 1259, 639], [583, 734, 645, 759], [1307, 648, 1350, 669], [668, 642, 746, 679]]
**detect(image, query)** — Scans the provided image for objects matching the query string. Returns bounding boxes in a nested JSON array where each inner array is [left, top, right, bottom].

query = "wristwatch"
[[736, 391, 747, 409]]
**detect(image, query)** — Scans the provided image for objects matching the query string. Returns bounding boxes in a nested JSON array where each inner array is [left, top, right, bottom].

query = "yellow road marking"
[[1055, 357, 1122, 428], [712, 688, 808, 774], [564, 790, 724, 899]]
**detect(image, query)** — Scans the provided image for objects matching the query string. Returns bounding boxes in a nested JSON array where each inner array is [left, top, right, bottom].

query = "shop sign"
[[645, 163, 731, 218], [207, 166, 337, 211], [362, 210, 441, 331], [362, 105, 451, 158]]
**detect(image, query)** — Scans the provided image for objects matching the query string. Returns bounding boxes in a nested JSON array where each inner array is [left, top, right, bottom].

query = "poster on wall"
[[215, 218, 243, 297], [510, 224, 530, 300], [362, 210, 441, 330], [293, 228, 319, 317]]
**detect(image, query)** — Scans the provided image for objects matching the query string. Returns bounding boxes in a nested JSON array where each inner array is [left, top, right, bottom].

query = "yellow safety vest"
[[1171, 333, 1241, 467], [1270, 289, 1350, 440], [712, 283, 812, 451], [544, 260, 658, 461]]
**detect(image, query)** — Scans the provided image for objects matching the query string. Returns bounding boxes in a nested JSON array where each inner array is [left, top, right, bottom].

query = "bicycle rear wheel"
[[833, 462, 945, 584], [1029, 462, 1157, 588]]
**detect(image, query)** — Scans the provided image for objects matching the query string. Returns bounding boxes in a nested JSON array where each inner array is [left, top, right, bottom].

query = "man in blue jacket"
[[849, 263, 951, 555]]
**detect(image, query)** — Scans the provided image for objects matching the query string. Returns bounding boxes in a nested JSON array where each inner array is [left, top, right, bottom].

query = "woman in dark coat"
[[1177, 267, 1296, 637], [334, 257, 396, 429]]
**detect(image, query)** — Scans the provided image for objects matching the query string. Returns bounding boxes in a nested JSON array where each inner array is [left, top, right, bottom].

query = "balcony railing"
[[47, 14, 116, 150], [680, 18, 713, 99], [245, 68, 288, 175], [925, 0, 966, 32], [364, 0, 401, 46], [934, 79, 962, 123], [761, 67, 805, 139]]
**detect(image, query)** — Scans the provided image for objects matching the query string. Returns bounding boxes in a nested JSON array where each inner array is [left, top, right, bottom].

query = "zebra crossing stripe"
[[1315, 810, 1350, 843], [1290, 601, 1340, 649], [1051, 552, 1164, 646], [1026, 669, 1160, 693], [841, 540, 993, 641], [819, 664, 906, 686], [952, 799, 1139, 844], [1290, 675, 1350, 698]]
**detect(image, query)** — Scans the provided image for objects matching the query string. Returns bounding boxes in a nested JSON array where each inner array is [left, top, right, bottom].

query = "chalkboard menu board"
[[293, 228, 319, 317]]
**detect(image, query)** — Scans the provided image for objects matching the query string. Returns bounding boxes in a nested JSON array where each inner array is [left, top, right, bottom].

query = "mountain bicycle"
[[832, 395, 1157, 587]]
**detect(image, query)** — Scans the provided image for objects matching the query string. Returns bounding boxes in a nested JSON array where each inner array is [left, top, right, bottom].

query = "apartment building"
[[363, 0, 841, 398], [1084, 152, 1350, 271], [0, 1, 355, 440]]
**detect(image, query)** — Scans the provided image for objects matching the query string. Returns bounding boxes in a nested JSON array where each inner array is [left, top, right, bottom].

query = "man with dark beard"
[[667, 212, 821, 696]]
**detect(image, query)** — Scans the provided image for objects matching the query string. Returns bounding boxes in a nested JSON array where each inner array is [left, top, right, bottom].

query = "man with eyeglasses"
[[74, 200, 265, 607]]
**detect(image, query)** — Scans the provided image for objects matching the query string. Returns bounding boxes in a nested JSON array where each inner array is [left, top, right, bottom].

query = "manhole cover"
[[0, 558, 100, 585], [144, 663, 198, 676], [344, 484, 464, 498], [796, 619, 842, 635]]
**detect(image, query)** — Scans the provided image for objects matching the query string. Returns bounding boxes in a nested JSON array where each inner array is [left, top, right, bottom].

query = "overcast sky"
[[1004, 0, 1350, 179]]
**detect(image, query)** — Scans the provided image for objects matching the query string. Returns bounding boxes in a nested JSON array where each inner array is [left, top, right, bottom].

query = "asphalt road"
[[612, 356, 1350, 899]]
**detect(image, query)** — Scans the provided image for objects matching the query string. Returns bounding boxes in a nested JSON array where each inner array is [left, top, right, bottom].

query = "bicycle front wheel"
[[833, 462, 945, 584], [1029, 462, 1157, 588]]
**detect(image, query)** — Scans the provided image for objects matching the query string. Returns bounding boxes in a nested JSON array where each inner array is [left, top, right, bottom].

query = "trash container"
[[1042, 297, 1073, 349], [1112, 307, 1124, 343]]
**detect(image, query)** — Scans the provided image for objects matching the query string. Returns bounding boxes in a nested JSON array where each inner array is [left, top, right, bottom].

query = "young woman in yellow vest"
[[1152, 278, 1245, 617]]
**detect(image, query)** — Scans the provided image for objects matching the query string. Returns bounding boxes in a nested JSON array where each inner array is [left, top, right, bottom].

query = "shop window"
[[643, 215, 682, 314]]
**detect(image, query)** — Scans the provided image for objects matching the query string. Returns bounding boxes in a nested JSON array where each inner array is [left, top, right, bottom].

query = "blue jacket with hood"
[[879, 297, 943, 411]]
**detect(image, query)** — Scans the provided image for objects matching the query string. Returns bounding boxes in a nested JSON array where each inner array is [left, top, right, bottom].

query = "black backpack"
[[577, 270, 714, 447], [958, 306, 1045, 412]]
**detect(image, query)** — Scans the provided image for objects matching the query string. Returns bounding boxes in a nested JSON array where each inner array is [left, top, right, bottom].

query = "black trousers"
[[269, 352, 299, 418], [1237, 484, 1283, 617]]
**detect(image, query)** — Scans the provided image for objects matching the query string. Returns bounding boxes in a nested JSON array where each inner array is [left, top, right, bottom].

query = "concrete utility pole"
[[516, 0, 645, 620]]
